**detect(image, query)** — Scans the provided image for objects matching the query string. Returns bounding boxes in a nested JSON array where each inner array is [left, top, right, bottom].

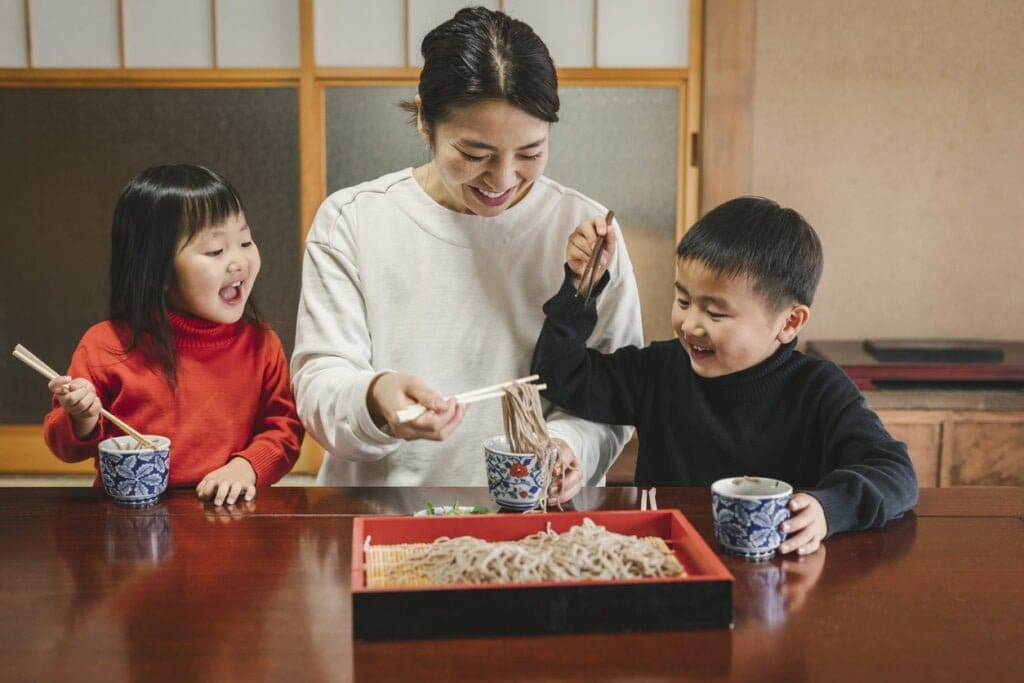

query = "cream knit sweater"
[[292, 168, 642, 486]]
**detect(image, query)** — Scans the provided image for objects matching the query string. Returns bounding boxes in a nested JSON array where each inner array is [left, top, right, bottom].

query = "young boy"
[[531, 196, 918, 556]]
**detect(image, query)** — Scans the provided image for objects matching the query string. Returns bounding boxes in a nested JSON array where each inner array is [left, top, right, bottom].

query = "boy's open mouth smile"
[[685, 337, 715, 360]]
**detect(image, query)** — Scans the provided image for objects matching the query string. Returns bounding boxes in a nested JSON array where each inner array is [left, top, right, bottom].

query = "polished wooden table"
[[1, 486, 1020, 682]]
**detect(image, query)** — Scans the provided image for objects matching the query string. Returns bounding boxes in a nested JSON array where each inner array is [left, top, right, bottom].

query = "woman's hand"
[[48, 375, 101, 439], [566, 213, 617, 292], [546, 438, 582, 505], [367, 372, 465, 441], [197, 457, 257, 506], [778, 493, 828, 556]]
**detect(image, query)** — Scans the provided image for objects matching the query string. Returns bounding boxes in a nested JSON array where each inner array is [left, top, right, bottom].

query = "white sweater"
[[292, 168, 643, 486]]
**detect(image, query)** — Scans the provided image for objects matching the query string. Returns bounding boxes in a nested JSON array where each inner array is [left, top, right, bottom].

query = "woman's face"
[[419, 99, 550, 216]]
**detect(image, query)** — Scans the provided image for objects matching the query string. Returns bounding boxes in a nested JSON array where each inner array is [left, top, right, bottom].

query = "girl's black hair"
[[676, 196, 824, 310], [401, 6, 560, 135], [109, 164, 258, 387]]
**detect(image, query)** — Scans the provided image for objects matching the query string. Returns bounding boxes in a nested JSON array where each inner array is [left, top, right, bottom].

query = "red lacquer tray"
[[351, 509, 733, 640]]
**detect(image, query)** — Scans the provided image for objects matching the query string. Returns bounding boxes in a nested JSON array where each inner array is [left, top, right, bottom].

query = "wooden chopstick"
[[395, 374, 542, 424], [577, 210, 615, 302], [12, 344, 157, 449]]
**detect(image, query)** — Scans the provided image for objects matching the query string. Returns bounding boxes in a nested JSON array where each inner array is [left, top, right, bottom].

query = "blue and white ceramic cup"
[[711, 476, 793, 560], [484, 436, 544, 511], [98, 436, 171, 507]]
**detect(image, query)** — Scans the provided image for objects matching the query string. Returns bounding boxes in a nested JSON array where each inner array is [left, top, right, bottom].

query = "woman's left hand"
[[546, 438, 582, 505], [197, 456, 258, 506]]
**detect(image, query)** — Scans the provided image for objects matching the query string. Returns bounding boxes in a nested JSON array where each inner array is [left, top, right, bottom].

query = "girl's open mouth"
[[218, 281, 243, 304]]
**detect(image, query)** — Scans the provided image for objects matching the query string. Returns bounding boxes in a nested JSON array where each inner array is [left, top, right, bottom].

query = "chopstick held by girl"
[[43, 165, 303, 505]]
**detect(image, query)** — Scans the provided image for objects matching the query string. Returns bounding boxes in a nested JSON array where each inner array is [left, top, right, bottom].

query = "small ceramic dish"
[[414, 504, 493, 517]]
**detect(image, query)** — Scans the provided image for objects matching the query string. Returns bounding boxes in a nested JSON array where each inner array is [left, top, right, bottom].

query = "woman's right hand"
[[48, 375, 101, 439], [367, 372, 465, 441], [566, 213, 617, 292]]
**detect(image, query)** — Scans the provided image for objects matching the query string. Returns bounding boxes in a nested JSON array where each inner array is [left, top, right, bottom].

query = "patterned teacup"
[[484, 435, 544, 511], [711, 476, 793, 560], [98, 435, 171, 507]]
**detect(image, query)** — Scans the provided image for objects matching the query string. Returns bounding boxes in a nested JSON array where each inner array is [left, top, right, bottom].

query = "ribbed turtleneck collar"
[[168, 310, 244, 350], [697, 338, 801, 401]]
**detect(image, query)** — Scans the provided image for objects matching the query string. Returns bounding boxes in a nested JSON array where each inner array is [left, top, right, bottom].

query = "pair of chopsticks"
[[12, 344, 156, 449], [395, 374, 545, 424], [577, 210, 615, 303], [640, 487, 658, 511]]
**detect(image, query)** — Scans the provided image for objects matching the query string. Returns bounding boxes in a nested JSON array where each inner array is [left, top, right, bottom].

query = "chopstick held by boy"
[[531, 197, 918, 555]]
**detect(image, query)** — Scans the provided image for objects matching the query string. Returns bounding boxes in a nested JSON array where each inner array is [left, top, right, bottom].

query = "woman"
[[291, 7, 642, 503]]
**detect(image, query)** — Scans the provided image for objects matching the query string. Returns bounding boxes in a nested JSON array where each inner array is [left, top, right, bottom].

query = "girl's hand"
[[546, 438, 582, 505], [779, 493, 828, 556], [48, 375, 101, 439], [197, 456, 257, 506], [566, 213, 617, 292], [367, 372, 465, 441]]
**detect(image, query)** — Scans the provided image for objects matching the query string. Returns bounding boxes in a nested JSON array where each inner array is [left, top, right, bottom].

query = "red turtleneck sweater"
[[43, 312, 303, 487]]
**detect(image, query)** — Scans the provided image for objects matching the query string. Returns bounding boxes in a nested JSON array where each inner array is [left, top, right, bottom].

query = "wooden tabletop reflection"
[[1, 486, 1020, 682]]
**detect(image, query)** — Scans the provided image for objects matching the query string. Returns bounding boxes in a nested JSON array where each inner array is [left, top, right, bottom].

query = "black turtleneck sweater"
[[531, 269, 918, 536]]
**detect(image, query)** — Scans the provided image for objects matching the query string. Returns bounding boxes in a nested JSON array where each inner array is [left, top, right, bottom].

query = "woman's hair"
[[676, 196, 824, 310], [109, 164, 258, 387], [401, 6, 560, 137]]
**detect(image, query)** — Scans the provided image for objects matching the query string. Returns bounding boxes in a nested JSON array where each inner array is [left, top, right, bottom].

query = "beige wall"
[[736, 0, 1023, 341]]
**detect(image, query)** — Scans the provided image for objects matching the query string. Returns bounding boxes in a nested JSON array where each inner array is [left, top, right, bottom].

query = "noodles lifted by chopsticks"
[[366, 518, 684, 587], [501, 381, 562, 512]]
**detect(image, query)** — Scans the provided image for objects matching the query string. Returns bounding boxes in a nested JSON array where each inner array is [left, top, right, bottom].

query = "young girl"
[[43, 164, 303, 506]]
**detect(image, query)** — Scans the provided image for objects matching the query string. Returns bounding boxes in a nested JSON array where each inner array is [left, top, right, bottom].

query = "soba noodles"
[[367, 518, 684, 586], [501, 382, 563, 512]]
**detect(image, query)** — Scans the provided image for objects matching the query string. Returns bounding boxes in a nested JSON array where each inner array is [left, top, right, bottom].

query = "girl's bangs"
[[179, 184, 243, 241]]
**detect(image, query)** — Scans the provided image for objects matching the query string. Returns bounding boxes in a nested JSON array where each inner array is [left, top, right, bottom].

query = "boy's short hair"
[[676, 196, 823, 310]]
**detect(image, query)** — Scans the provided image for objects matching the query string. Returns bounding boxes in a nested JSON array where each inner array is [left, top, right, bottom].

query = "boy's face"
[[672, 258, 805, 378]]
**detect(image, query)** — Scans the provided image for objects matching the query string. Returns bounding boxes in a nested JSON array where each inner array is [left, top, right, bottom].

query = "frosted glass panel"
[[598, 0, 689, 67], [0, 88, 299, 423], [549, 87, 679, 342], [408, 0, 499, 67], [217, 0, 299, 67], [324, 86, 678, 343], [314, 0, 404, 66], [30, 0, 120, 68], [124, 0, 212, 67], [505, 0, 593, 68], [324, 86, 427, 192]]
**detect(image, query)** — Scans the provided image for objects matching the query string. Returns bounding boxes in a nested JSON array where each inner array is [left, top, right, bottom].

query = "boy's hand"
[[566, 213, 617, 292], [546, 438, 582, 505], [48, 375, 101, 439], [779, 492, 827, 556], [197, 456, 257, 506]]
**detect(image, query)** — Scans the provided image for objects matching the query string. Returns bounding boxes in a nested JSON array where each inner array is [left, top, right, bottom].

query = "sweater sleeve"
[[805, 370, 920, 536], [532, 264, 649, 484], [42, 339, 110, 463], [291, 202, 403, 462], [234, 330, 304, 486], [532, 225, 643, 485]]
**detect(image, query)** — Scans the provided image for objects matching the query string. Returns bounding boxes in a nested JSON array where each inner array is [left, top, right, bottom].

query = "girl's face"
[[417, 99, 550, 216], [166, 211, 260, 324], [672, 258, 802, 378]]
